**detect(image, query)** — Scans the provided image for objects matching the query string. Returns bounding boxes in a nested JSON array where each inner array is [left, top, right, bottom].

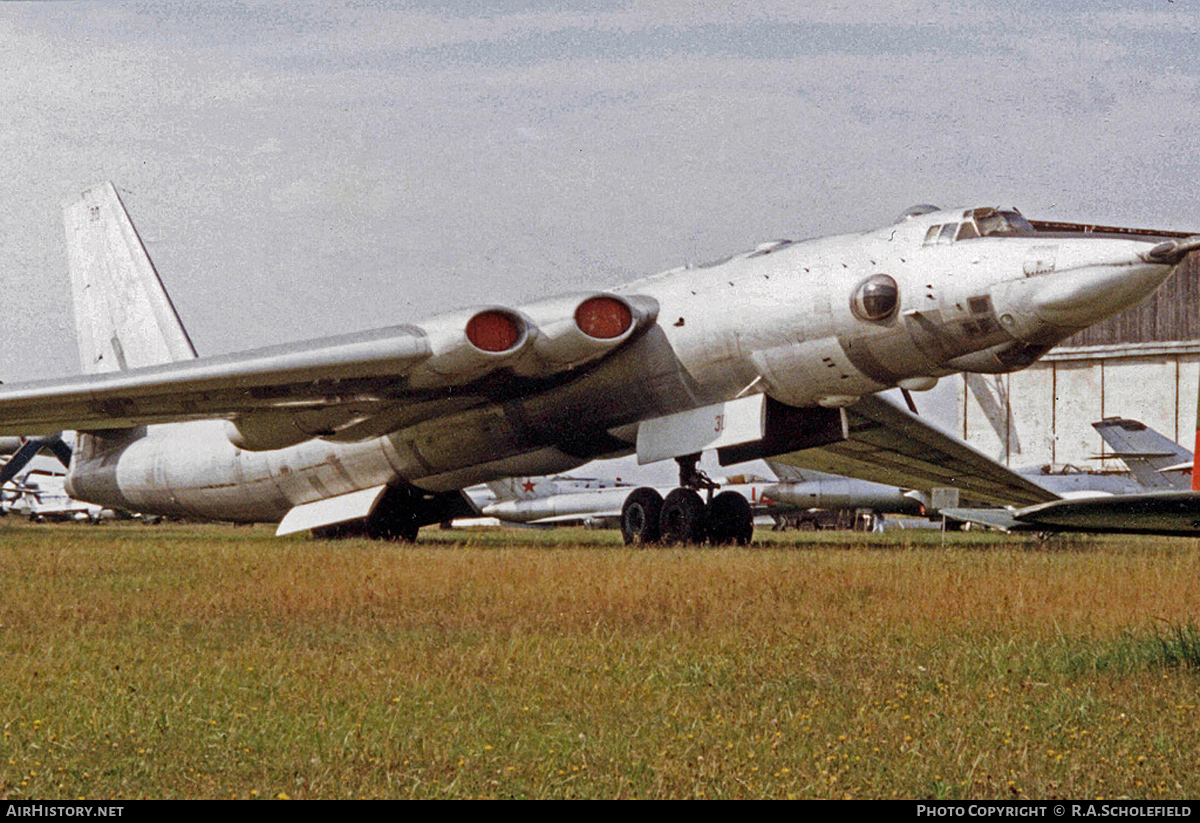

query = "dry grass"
[[1, 521, 1199, 798]]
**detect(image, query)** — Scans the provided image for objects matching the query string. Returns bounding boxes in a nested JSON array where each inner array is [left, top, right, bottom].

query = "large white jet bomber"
[[0, 184, 1194, 544]]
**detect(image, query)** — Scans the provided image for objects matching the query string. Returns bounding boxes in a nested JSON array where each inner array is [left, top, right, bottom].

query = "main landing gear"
[[619, 453, 754, 546]]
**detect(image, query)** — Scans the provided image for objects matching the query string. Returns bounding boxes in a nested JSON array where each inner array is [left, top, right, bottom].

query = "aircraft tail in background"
[[1092, 417, 1193, 491], [763, 460, 813, 483], [64, 182, 197, 374], [485, 476, 558, 502]]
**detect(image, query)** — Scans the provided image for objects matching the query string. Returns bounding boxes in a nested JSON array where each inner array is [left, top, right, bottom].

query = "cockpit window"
[[923, 208, 1035, 246], [922, 223, 960, 245], [972, 207, 1035, 237]]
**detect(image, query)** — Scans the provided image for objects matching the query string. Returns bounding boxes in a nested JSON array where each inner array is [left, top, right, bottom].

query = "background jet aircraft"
[[0, 184, 1192, 545], [2, 461, 111, 523], [942, 416, 1200, 536], [463, 474, 634, 528], [763, 461, 928, 517], [474, 472, 777, 541]]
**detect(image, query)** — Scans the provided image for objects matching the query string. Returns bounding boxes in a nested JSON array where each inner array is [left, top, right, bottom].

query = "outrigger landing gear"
[[619, 453, 754, 546]]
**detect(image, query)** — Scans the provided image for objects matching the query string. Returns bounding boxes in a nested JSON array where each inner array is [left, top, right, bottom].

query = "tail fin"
[[1092, 417, 1194, 491], [64, 182, 197, 374], [485, 477, 557, 501], [764, 459, 815, 483]]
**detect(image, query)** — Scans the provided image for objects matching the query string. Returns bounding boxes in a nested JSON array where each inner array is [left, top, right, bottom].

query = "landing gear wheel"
[[621, 487, 663, 545], [660, 488, 707, 545], [706, 490, 753, 546], [367, 507, 420, 542], [363, 485, 422, 542]]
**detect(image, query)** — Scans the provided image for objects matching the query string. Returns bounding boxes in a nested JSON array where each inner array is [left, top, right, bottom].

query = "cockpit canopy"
[[922, 207, 1035, 245]]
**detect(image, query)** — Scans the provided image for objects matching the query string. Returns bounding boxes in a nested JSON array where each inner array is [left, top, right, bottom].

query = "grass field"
[[1, 520, 1199, 799]]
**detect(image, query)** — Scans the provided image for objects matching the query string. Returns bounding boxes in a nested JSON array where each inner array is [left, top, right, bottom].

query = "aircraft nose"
[[1143, 235, 1200, 266], [1030, 258, 1175, 328], [992, 239, 1185, 341]]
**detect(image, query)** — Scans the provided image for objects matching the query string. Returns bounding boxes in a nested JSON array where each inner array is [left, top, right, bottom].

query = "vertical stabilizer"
[[1093, 418, 1194, 491], [64, 182, 197, 374], [485, 476, 557, 501], [764, 459, 814, 483]]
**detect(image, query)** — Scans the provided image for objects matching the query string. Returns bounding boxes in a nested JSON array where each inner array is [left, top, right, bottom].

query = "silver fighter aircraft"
[[476, 474, 778, 541], [942, 415, 1200, 537], [0, 184, 1194, 544]]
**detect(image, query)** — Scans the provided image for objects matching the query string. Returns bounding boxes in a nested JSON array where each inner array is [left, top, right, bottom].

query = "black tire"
[[312, 520, 369, 540], [360, 485, 424, 542], [312, 511, 419, 541], [660, 488, 707, 545], [706, 490, 753, 546], [367, 508, 421, 542], [621, 487, 663, 545]]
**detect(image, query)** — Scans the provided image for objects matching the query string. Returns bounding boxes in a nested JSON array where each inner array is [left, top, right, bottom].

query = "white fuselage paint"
[[66, 209, 1179, 522]]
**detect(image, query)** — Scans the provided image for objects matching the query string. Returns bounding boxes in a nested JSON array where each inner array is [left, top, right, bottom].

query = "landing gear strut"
[[619, 453, 754, 546]]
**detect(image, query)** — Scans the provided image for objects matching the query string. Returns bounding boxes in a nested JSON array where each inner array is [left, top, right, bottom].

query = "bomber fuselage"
[[65, 206, 1186, 522]]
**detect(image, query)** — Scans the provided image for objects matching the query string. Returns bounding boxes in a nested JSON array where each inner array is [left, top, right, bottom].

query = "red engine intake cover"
[[575, 296, 632, 339], [466, 310, 522, 352]]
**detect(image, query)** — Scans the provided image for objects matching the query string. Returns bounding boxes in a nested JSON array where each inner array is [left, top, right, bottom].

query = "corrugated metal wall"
[[959, 352, 1198, 470]]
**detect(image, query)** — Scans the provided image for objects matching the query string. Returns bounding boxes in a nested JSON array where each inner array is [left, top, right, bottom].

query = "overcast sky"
[[3, 1, 1199, 481]]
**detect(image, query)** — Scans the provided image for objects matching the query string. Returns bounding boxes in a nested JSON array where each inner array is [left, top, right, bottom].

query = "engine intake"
[[575, 296, 633, 339], [513, 292, 657, 375], [465, 309, 524, 353], [410, 306, 531, 385]]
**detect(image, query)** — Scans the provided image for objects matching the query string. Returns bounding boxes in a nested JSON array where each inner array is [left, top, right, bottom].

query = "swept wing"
[[0, 298, 659, 445], [763, 394, 1059, 508], [1007, 492, 1200, 536]]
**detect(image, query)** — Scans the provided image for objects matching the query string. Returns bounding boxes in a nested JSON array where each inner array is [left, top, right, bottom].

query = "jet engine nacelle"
[[513, 293, 658, 375], [409, 306, 533, 385], [413, 293, 656, 384], [224, 295, 657, 451]]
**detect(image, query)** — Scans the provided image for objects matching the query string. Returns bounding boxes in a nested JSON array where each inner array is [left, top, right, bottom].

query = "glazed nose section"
[[995, 239, 1186, 341], [1031, 259, 1174, 329]]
